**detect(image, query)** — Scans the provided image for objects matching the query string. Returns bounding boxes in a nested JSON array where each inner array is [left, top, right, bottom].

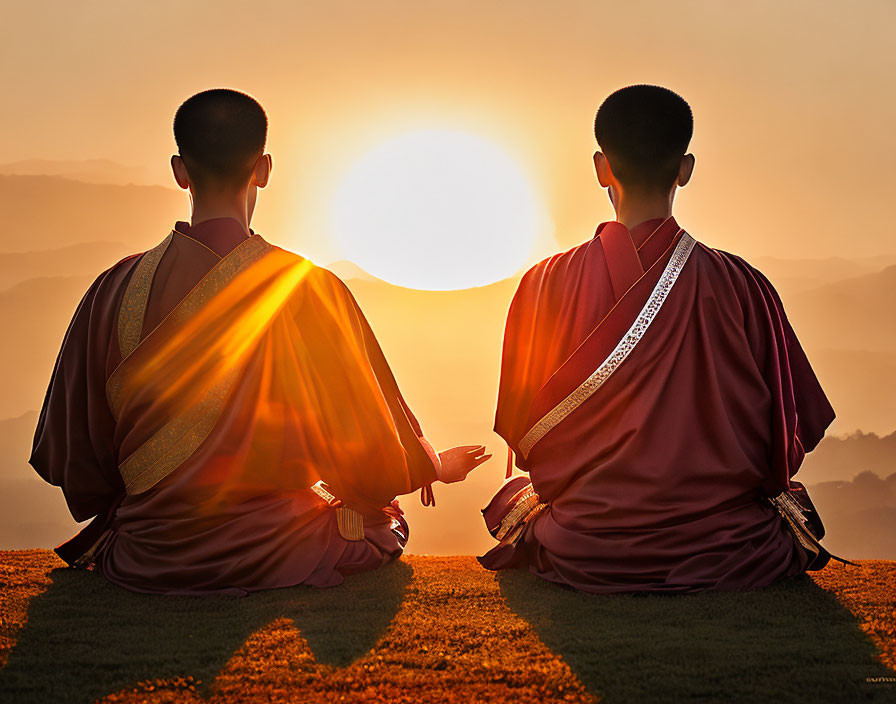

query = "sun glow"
[[331, 130, 544, 291]]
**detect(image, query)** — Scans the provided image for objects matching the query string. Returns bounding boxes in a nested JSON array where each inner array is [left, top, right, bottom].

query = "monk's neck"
[[189, 191, 252, 235], [612, 188, 675, 230]]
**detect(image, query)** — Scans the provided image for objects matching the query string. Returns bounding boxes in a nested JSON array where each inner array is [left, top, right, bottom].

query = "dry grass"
[[0, 550, 893, 703], [811, 560, 896, 671]]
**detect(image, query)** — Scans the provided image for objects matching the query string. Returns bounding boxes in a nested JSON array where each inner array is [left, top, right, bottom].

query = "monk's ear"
[[677, 154, 695, 188], [594, 151, 613, 188], [171, 155, 190, 190], [253, 154, 272, 189]]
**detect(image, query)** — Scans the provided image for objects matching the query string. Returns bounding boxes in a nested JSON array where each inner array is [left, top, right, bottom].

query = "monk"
[[30, 88, 490, 594], [479, 84, 838, 593]]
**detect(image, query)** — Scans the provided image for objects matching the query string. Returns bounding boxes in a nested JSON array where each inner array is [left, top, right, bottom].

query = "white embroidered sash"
[[519, 233, 697, 458]]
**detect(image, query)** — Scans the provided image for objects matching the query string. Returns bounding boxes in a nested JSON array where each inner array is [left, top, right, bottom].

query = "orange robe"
[[31, 218, 437, 594]]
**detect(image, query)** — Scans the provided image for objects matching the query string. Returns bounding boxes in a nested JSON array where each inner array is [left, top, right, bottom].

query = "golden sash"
[[106, 234, 273, 494]]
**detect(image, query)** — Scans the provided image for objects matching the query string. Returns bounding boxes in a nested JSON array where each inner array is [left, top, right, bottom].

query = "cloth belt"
[[310, 481, 366, 541]]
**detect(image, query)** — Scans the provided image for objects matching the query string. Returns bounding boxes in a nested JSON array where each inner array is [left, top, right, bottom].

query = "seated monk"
[[478, 84, 842, 593], [30, 88, 489, 594]]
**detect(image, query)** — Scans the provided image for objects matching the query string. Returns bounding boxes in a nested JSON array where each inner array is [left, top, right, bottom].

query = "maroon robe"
[[479, 217, 834, 592], [30, 218, 438, 594]]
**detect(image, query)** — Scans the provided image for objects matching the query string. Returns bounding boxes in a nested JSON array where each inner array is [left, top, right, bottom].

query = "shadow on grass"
[[498, 570, 896, 704], [0, 559, 412, 704]]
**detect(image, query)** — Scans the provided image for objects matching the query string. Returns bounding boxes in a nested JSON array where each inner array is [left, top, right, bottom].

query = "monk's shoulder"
[[274, 254, 361, 318], [259, 241, 308, 270], [305, 261, 355, 298], [540, 238, 596, 273], [691, 243, 751, 288], [98, 250, 142, 281], [705, 245, 779, 288], [80, 251, 143, 305], [506, 241, 600, 331], [48, 251, 144, 345], [518, 238, 595, 293], [256, 242, 339, 297], [691, 244, 787, 311]]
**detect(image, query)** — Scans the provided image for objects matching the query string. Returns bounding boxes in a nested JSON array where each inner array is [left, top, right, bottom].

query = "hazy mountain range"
[[0, 174, 181, 252], [0, 242, 132, 289], [0, 165, 893, 556], [0, 412, 73, 550], [754, 255, 896, 294], [0, 159, 161, 187], [809, 471, 896, 560]]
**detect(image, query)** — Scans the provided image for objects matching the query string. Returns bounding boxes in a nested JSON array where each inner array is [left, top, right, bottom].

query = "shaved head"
[[595, 85, 693, 192], [173, 88, 267, 189]]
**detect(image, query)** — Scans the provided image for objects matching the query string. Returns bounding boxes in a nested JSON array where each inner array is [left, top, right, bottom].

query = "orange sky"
[[2, 0, 895, 265]]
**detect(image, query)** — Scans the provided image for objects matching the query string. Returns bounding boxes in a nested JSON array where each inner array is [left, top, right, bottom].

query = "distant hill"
[[784, 265, 896, 354], [810, 471, 896, 559], [0, 477, 75, 550], [0, 412, 37, 466], [0, 159, 160, 187], [764, 265, 896, 435], [0, 174, 183, 253], [806, 348, 896, 436], [0, 276, 92, 419], [801, 432, 896, 559], [800, 430, 896, 484], [0, 241, 131, 291], [0, 412, 74, 550], [755, 255, 879, 295]]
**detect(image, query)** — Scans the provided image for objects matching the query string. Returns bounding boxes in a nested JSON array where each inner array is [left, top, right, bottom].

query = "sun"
[[331, 130, 544, 290]]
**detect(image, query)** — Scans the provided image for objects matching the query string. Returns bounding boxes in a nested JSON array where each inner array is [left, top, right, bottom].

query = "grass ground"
[[0, 551, 894, 703]]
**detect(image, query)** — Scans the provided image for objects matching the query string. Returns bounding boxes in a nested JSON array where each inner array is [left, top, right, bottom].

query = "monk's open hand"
[[436, 445, 491, 484]]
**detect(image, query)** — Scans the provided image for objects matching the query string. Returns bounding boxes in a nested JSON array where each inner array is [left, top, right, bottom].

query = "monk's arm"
[[29, 272, 125, 522], [494, 266, 542, 457], [743, 264, 835, 450], [294, 268, 440, 508], [726, 254, 835, 490], [342, 278, 443, 500]]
